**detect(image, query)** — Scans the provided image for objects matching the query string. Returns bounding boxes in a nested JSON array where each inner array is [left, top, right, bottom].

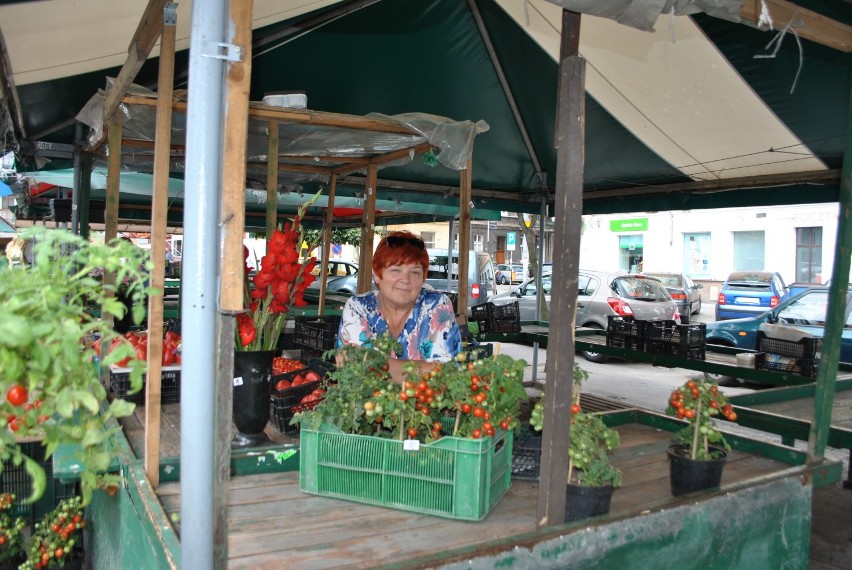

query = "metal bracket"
[[202, 41, 242, 63], [164, 3, 178, 26]]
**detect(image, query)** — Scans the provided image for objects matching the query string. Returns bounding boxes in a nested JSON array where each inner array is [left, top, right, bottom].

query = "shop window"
[[733, 230, 765, 271], [618, 235, 643, 273], [684, 233, 710, 278], [795, 227, 822, 283]]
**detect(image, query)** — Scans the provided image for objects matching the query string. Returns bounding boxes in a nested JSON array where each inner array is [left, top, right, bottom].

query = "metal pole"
[[531, 197, 547, 383], [181, 0, 227, 565], [70, 122, 82, 235]]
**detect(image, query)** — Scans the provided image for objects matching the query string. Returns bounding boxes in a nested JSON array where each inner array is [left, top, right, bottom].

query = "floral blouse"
[[336, 289, 462, 361]]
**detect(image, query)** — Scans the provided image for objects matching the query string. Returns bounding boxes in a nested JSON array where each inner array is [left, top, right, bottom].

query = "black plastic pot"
[[232, 350, 275, 448], [667, 444, 727, 496], [565, 483, 616, 522]]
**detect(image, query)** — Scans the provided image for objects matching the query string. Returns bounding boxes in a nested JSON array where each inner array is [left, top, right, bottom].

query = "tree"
[[517, 213, 548, 321], [302, 228, 363, 252]]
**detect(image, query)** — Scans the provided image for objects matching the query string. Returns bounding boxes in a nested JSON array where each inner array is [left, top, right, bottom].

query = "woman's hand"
[[387, 358, 439, 384]]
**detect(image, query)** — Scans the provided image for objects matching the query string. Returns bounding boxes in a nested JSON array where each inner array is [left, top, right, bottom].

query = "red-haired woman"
[[336, 231, 461, 383]]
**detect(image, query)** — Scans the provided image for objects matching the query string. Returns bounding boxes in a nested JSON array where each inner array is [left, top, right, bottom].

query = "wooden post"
[[457, 160, 472, 318], [319, 174, 338, 316], [266, 120, 279, 238], [537, 9, 583, 528], [144, 2, 177, 487], [357, 164, 378, 293], [215, 1, 253, 568], [102, 119, 122, 389]]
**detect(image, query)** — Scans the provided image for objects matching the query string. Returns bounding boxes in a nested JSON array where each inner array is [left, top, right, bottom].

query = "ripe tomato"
[[407, 427, 418, 439], [305, 371, 322, 383], [275, 379, 292, 392], [6, 385, 28, 407], [570, 404, 581, 415], [460, 403, 472, 414]]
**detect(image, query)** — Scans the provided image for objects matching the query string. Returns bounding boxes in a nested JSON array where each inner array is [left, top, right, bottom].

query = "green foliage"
[[302, 228, 364, 251], [529, 362, 622, 487], [0, 493, 26, 563], [0, 228, 153, 506], [666, 378, 733, 460]]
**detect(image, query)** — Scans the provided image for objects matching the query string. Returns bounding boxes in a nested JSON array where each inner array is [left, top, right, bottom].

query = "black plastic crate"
[[606, 315, 644, 337], [646, 339, 706, 360], [755, 333, 821, 378], [270, 361, 329, 434], [511, 425, 541, 481], [294, 316, 341, 352], [463, 343, 494, 362], [645, 321, 706, 346], [109, 365, 181, 405], [472, 302, 521, 334], [606, 332, 646, 352], [755, 352, 818, 377], [1, 442, 81, 527]]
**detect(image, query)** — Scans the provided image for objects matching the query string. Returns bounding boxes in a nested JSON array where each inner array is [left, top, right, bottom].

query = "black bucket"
[[565, 483, 616, 523], [232, 349, 275, 448], [667, 444, 727, 497]]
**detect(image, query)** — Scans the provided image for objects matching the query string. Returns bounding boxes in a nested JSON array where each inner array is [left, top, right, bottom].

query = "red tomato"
[[162, 350, 176, 366], [304, 371, 322, 383], [6, 385, 28, 407], [275, 379, 292, 392], [291, 375, 305, 387]]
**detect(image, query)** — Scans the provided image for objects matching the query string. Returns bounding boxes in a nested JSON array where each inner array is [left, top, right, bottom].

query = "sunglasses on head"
[[385, 235, 425, 250]]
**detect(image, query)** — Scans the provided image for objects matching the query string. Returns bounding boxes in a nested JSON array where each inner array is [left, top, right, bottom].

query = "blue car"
[[714, 271, 788, 321], [705, 286, 852, 384]]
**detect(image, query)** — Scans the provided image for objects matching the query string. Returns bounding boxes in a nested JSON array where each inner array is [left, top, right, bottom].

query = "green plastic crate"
[[299, 423, 513, 520]]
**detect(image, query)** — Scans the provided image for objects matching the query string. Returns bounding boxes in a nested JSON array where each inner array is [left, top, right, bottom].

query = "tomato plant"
[[0, 493, 25, 565], [529, 363, 622, 487], [296, 335, 527, 443], [665, 378, 732, 460], [5, 385, 27, 407], [19, 496, 85, 570]]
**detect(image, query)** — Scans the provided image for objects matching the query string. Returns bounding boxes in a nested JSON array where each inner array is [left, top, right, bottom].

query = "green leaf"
[[109, 398, 136, 418], [23, 456, 47, 504], [75, 390, 101, 413]]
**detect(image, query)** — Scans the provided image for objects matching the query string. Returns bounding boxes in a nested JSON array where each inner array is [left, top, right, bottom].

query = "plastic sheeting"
[[545, 0, 743, 32], [75, 79, 488, 186]]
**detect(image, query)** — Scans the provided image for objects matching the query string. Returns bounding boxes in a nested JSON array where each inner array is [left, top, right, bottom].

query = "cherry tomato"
[[6, 385, 28, 407]]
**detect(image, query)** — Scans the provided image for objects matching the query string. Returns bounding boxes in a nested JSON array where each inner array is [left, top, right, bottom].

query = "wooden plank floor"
[[151, 422, 793, 570]]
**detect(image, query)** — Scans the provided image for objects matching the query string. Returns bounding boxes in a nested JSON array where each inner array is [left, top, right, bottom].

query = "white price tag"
[[233, 376, 244, 387], [403, 439, 421, 451]]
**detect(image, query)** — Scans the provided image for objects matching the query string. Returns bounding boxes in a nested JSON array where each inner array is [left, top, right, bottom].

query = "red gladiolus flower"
[[236, 193, 319, 351]]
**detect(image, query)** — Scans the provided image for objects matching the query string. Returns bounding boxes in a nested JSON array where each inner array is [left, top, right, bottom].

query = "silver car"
[[307, 259, 359, 296], [487, 269, 680, 362]]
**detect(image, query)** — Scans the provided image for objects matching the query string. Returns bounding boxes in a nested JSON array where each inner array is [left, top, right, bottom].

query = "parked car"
[[495, 263, 524, 285], [643, 272, 703, 324], [424, 249, 497, 315], [715, 271, 788, 321], [528, 262, 552, 278], [306, 259, 359, 295], [705, 286, 852, 385], [488, 270, 680, 362]]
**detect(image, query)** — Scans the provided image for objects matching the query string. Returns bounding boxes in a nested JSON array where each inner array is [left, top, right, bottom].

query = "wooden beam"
[[144, 2, 176, 489], [103, 0, 170, 120], [357, 165, 378, 293], [266, 120, 279, 238], [741, 0, 852, 53], [122, 95, 420, 135], [319, 175, 338, 316], [537, 8, 583, 529], [219, 0, 253, 313]]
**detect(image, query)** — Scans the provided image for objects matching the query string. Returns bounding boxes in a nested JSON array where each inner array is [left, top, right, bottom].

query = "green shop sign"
[[610, 218, 648, 232]]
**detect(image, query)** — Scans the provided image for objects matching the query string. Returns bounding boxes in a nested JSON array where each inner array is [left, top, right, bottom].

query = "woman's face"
[[375, 263, 424, 308]]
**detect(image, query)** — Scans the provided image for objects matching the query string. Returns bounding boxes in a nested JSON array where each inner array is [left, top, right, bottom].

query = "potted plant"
[[665, 377, 737, 496], [20, 496, 85, 570], [232, 197, 318, 448], [0, 493, 26, 569], [0, 228, 151, 505], [529, 364, 622, 522]]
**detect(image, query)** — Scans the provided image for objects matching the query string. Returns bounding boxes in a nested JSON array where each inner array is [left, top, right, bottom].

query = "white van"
[[424, 249, 497, 315]]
